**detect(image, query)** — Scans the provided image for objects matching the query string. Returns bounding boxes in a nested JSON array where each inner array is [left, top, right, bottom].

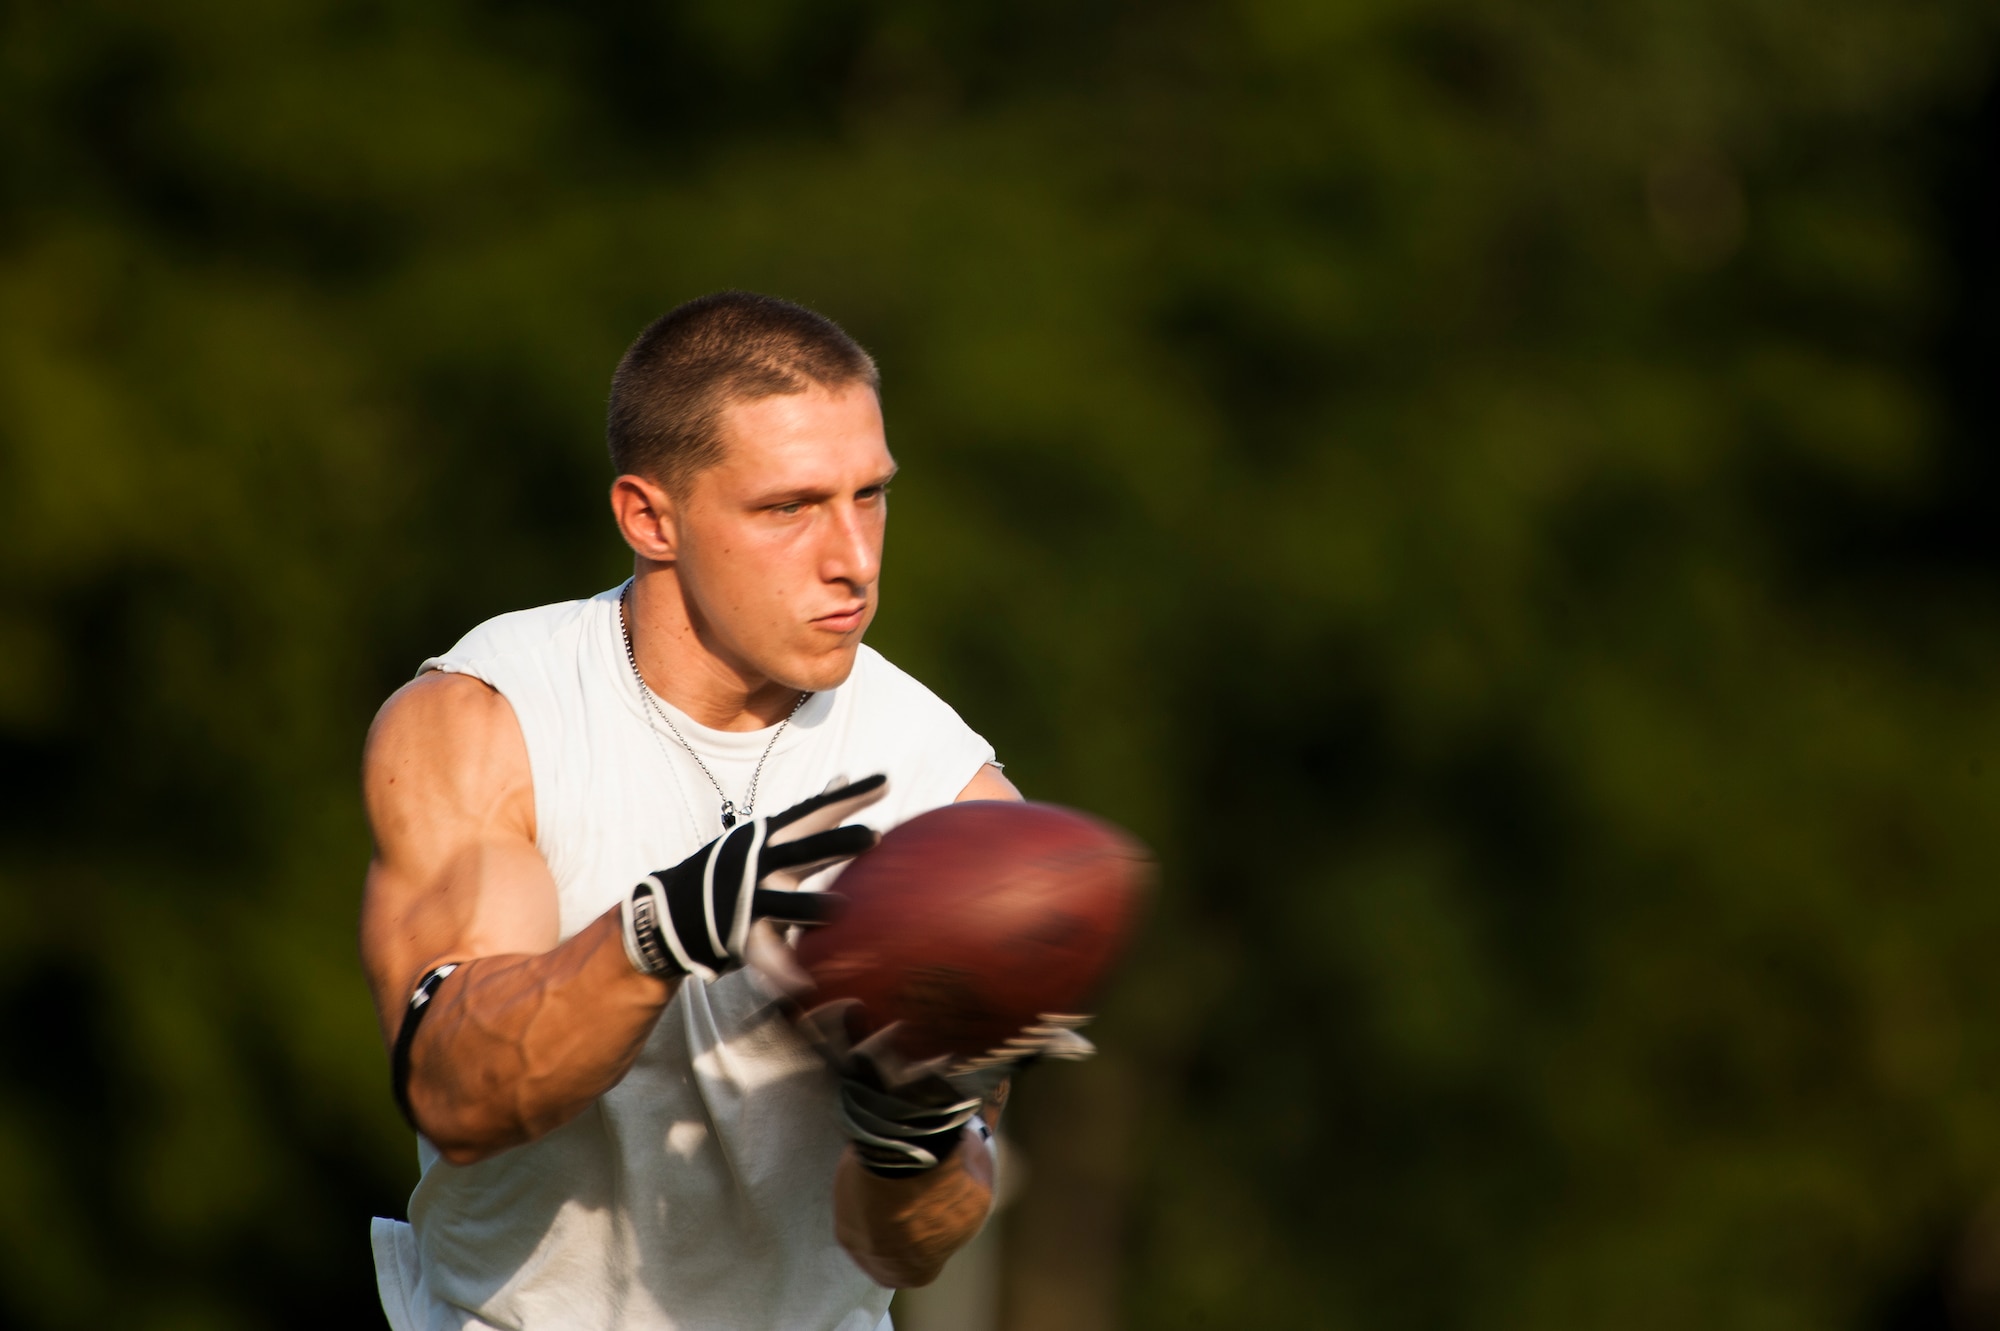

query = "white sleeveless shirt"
[[370, 586, 995, 1331]]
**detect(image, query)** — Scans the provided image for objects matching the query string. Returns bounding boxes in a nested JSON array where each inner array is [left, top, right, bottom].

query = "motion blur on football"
[[795, 800, 1153, 1067]]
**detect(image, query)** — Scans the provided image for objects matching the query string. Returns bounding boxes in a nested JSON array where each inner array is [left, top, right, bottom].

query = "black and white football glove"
[[796, 1000, 1096, 1177], [620, 775, 887, 981]]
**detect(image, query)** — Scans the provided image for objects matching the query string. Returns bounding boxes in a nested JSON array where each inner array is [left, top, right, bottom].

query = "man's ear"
[[611, 473, 679, 561]]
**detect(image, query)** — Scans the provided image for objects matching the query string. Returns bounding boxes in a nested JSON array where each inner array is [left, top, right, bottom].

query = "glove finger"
[[795, 998, 865, 1063], [850, 1023, 956, 1092], [765, 775, 889, 843], [950, 1017, 1097, 1075], [1039, 1029, 1097, 1060], [844, 1078, 983, 1128], [760, 824, 877, 876], [742, 919, 817, 1001], [944, 1063, 1014, 1101], [749, 888, 846, 925]]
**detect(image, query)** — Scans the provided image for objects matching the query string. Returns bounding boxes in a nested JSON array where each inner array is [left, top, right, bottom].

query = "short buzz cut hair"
[[607, 291, 880, 492]]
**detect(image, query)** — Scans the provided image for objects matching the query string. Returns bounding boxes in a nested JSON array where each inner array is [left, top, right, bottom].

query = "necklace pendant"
[[719, 801, 738, 830]]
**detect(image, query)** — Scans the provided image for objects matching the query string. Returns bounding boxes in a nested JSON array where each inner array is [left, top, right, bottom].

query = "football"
[[794, 800, 1152, 1066]]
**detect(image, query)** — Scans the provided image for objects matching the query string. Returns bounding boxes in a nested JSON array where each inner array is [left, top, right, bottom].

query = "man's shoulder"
[[422, 590, 615, 678], [846, 644, 963, 718], [839, 645, 995, 792]]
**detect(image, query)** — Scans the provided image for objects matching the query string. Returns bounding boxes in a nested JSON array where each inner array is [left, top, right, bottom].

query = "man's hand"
[[797, 1004, 996, 1175], [622, 776, 886, 979], [804, 760, 1051, 1287], [832, 1117, 999, 1288], [805, 1006, 1011, 1286]]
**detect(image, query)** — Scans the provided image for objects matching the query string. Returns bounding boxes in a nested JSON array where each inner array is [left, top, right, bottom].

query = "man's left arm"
[[831, 762, 1018, 1287]]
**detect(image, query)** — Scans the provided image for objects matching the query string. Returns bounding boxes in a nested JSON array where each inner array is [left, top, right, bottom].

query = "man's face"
[[671, 382, 894, 693]]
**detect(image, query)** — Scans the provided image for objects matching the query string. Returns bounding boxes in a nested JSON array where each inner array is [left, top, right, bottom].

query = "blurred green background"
[[3, 1, 1999, 1327]]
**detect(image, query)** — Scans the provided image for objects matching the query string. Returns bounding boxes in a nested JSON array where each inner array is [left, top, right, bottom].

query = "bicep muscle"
[[358, 671, 559, 1046]]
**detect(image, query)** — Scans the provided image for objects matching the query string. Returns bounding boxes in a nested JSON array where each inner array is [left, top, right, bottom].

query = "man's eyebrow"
[[746, 469, 898, 508], [750, 485, 831, 507], [745, 465, 900, 507]]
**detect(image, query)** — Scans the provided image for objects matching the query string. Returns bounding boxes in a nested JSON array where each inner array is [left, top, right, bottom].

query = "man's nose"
[[822, 501, 881, 588]]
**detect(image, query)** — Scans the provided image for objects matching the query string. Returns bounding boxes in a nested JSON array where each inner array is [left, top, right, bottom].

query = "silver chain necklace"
[[619, 583, 808, 830]]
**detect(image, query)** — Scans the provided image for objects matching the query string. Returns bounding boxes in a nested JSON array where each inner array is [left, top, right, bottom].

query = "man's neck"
[[624, 568, 802, 732]]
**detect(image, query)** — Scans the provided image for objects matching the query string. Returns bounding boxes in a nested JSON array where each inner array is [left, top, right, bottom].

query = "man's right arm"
[[358, 672, 676, 1165]]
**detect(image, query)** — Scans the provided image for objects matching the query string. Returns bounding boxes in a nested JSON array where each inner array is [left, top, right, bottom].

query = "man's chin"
[[774, 641, 863, 695]]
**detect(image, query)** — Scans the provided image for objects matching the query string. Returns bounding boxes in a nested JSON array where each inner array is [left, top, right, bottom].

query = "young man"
[[360, 293, 1022, 1330]]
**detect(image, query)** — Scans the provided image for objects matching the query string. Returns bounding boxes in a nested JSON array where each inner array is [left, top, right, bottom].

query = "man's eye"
[[774, 502, 804, 515]]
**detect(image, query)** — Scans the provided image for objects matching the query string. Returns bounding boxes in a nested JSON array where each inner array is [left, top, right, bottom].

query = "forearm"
[[833, 1126, 995, 1287], [407, 908, 673, 1163]]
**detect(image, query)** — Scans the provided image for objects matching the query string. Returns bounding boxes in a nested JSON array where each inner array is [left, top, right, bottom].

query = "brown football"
[[794, 800, 1153, 1065]]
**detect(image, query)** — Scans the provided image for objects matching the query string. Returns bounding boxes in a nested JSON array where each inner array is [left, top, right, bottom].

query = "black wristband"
[[390, 963, 458, 1134]]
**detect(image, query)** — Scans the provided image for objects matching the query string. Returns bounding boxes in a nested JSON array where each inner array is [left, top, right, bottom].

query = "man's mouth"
[[813, 605, 868, 633]]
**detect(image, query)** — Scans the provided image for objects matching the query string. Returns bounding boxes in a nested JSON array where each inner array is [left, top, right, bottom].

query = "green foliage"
[[1, 0, 1996, 1327]]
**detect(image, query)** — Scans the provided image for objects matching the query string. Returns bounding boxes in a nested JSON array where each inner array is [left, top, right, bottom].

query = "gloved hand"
[[796, 999, 1097, 1176], [621, 774, 887, 981]]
